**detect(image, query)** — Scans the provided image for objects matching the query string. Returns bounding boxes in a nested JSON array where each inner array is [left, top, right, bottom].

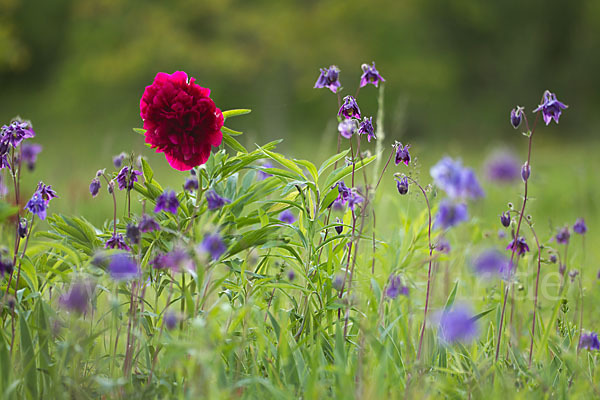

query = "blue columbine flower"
[[579, 332, 600, 351], [89, 178, 101, 197], [314, 65, 341, 93], [184, 176, 198, 192], [139, 214, 160, 232], [395, 143, 411, 166], [573, 218, 587, 235], [386, 275, 409, 299], [200, 233, 226, 260], [533, 90, 568, 125], [116, 166, 142, 191], [60, 280, 93, 314], [358, 117, 376, 142], [257, 161, 274, 180], [155, 190, 179, 214], [510, 106, 524, 129], [554, 226, 571, 245], [507, 236, 529, 256], [25, 192, 48, 220], [105, 232, 131, 251], [473, 249, 510, 279], [359, 62, 385, 88], [1, 120, 35, 148], [438, 306, 478, 344], [279, 209, 296, 224], [434, 200, 468, 230], [108, 254, 140, 281], [20, 143, 42, 171], [338, 96, 361, 120], [206, 190, 229, 210], [430, 157, 484, 199], [338, 119, 357, 139], [485, 151, 520, 183]]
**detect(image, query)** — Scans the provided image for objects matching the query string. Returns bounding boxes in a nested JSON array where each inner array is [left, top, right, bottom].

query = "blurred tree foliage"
[[1, 0, 599, 147]]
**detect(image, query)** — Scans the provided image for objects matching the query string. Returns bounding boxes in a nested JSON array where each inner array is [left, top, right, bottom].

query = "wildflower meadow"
[[0, 63, 598, 399]]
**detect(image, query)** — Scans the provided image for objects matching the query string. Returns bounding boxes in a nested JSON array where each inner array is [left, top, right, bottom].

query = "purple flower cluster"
[[430, 157, 484, 199], [199, 233, 226, 260], [1, 120, 35, 149], [579, 332, 600, 351], [331, 181, 363, 211]]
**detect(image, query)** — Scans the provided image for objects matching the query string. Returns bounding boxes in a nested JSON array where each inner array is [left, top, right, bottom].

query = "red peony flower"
[[140, 71, 224, 171]]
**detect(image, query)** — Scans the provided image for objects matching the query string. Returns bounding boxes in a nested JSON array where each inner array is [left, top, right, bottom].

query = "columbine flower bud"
[[396, 177, 409, 195], [18, 218, 27, 238], [500, 212, 510, 228], [549, 254, 557, 263], [510, 106, 524, 129], [89, 178, 101, 197], [335, 218, 343, 235], [521, 162, 530, 182]]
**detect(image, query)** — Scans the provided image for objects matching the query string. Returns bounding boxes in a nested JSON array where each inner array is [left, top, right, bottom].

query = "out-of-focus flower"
[[436, 238, 451, 254], [89, 178, 101, 197], [164, 311, 179, 330], [139, 214, 160, 232], [359, 62, 385, 88], [206, 190, 229, 210], [60, 280, 94, 314], [510, 106, 524, 129], [287, 269, 296, 281], [533, 90, 568, 125], [140, 71, 224, 171], [579, 332, 600, 351], [549, 254, 558, 264], [358, 117, 376, 142], [105, 233, 131, 251], [257, 161, 273, 180], [434, 200, 468, 230], [20, 143, 42, 171], [314, 65, 341, 93], [338, 96, 361, 120], [507, 236, 529, 256], [112, 152, 127, 169], [554, 226, 570, 245], [438, 306, 478, 344], [126, 223, 141, 245], [163, 247, 195, 272], [485, 151, 520, 183], [0, 257, 13, 276], [155, 190, 179, 214], [573, 218, 587, 235], [386, 275, 409, 299], [500, 212, 511, 228], [108, 254, 140, 281], [184, 176, 198, 192], [348, 191, 363, 211], [116, 166, 142, 191], [395, 143, 411, 166], [430, 157, 484, 199], [569, 269, 579, 282], [199, 233, 226, 260], [332, 274, 344, 292], [473, 249, 510, 279], [279, 209, 296, 224], [338, 119, 357, 139]]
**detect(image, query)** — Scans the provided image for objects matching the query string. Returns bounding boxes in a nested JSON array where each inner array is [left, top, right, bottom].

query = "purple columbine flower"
[[60, 281, 93, 314], [314, 65, 341, 93], [358, 117, 376, 142], [395, 143, 411, 166], [257, 161, 274, 180], [18, 218, 27, 238], [335, 218, 343, 235], [579, 332, 600, 351], [338, 96, 361, 120], [139, 214, 160, 232], [431, 157, 484, 199], [200, 233, 226, 260], [149, 253, 167, 269], [386, 275, 409, 299], [116, 166, 142, 191], [500, 212, 511, 228], [507, 236, 529, 256], [434, 200, 468, 230], [0, 120, 35, 148], [436, 238, 451, 254], [549, 254, 558, 264], [510, 106, 524, 129], [473, 249, 510, 279], [533, 90, 568, 125], [461, 168, 485, 198], [279, 209, 296, 224], [332, 274, 344, 292], [126, 223, 141, 245], [163, 247, 195, 272], [485, 151, 520, 183], [25, 192, 48, 220], [206, 190, 229, 210], [89, 178, 101, 197], [347, 191, 363, 211], [108, 254, 140, 281], [521, 162, 530, 182], [554, 226, 570, 245], [287, 269, 296, 281], [155, 190, 179, 214], [438, 306, 478, 344], [0, 257, 14, 276], [36, 181, 58, 202], [359, 62, 385, 88], [569, 269, 579, 282], [164, 311, 179, 330], [20, 143, 42, 171], [184, 176, 198, 192], [338, 119, 357, 139], [105, 232, 131, 251], [113, 152, 127, 168], [337, 181, 352, 203], [573, 218, 587, 235], [396, 177, 409, 195]]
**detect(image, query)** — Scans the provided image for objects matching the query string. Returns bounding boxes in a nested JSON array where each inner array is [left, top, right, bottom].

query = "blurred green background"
[[1, 0, 598, 229]]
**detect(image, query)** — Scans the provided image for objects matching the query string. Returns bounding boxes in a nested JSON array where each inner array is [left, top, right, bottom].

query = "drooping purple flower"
[[337, 181, 352, 203], [149, 253, 167, 269], [438, 306, 478, 344], [461, 168, 485, 198], [332, 274, 344, 292], [579, 332, 600, 351], [18, 218, 27, 238], [163, 247, 195, 272], [0, 257, 13, 276], [521, 162, 530, 182], [25, 192, 48, 220], [434, 200, 468, 230], [105, 232, 131, 251], [396, 177, 409, 195], [314, 65, 341, 93], [20, 143, 42, 171], [126, 223, 141, 245], [36, 181, 58, 202], [335, 218, 343, 235], [338, 119, 357, 139], [139, 214, 160, 232], [549, 254, 558, 264], [279, 209, 296, 224], [359, 62, 385, 88], [108, 254, 140, 281], [573, 218, 587, 235], [155, 190, 179, 214], [358, 117, 376, 142], [386, 275, 409, 299], [112, 152, 128, 168], [510, 106, 524, 129], [184, 176, 198, 192], [0, 120, 35, 148], [485, 151, 520, 183], [533, 90, 568, 125], [347, 191, 363, 211], [0, 151, 8, 170], [116, 166, 142, 191], [257, 161, 274, 180], [430, 157, 484, 199], [199, 233, 226, 260], [436, 238, 451, 254], [473, 249, 510, 279], [507, 236, 529, 256], [164, 311, 179, 330], [554, 226, 570, 245], [500, 212, 511, 228], [338, 96, 361, 120], [206, 190, 229, 210], [60, 281, 94, 314], [569, 269, 579, 282], [395, 143, 411, 166], [89, 178, 101, 197], [287, 269, 296, 281]]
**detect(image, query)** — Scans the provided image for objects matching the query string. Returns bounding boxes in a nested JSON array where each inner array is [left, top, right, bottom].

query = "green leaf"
[[322, 154, 376, 190], [222, 109, 252, 119], [133, 128, 146, 135], [294, 159, 318, 182], [0, 201, 18, 223], [222, 126, 243, 136], [443, 280, 458, 311], [20, 313, 38, 399], [141, 157, 154, 184], [222, 132, 247, 153], [258, 147, 305, 178], [318, 149, 349, 176]]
